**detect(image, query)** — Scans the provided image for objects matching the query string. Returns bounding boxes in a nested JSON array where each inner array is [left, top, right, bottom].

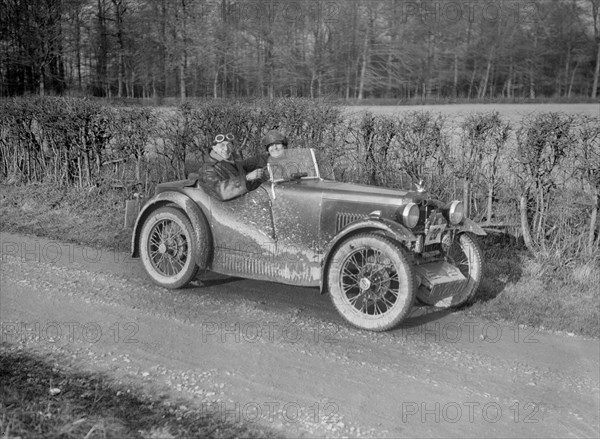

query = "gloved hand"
[[245, 168, 264, 181]]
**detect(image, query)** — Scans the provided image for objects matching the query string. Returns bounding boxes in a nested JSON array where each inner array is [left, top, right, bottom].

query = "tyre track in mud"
[[1, 232, 598, 438]]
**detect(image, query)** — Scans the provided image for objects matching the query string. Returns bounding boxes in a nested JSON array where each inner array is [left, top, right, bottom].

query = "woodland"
[[1, 0, 599, 100]]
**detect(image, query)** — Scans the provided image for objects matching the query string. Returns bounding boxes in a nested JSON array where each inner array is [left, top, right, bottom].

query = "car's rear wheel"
[[327, 234, 415, 331], [439, 232, 483, 308], [140, 207, 199, 289]]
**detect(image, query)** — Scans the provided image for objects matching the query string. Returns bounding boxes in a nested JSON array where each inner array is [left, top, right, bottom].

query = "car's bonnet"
[[319, 180, 419, 206]]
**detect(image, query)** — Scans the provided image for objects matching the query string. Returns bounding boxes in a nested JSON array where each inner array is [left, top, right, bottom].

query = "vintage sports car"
[[131, 148, 485, 331]]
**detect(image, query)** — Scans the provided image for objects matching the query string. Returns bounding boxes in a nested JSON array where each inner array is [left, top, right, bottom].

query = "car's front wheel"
[[139, 206, 199, 289], [439, 232, 483, 308], [327, 234, 415, 331]]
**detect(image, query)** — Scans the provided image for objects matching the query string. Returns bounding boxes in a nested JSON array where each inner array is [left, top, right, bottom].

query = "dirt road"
[[1, 231, 599, 438]]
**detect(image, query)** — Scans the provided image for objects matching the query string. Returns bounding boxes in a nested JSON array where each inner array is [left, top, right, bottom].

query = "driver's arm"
[[238, 153, 269, 184], [199, 163, 248, 201], [237, 153, 268, 173]]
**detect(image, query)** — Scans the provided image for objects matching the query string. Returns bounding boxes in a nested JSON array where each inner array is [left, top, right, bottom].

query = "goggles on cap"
[[214, 133, 235, 143]]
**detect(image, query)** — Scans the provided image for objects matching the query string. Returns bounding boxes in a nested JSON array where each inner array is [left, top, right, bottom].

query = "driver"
[[198, 134, 264, 201]]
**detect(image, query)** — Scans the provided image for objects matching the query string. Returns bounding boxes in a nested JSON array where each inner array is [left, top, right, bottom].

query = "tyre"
[[442, 232, 483, 308], [327, 233, 416, 331], [139, 206, 199, 289]]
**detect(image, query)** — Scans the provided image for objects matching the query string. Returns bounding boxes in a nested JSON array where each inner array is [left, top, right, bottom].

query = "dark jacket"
[[198, 152, 268, 201], [198, 151, 248, 201]]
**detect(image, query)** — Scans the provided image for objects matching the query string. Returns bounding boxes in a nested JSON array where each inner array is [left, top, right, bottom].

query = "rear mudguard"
[[319, 218, 417, 294], [131, 191, 210, 265]]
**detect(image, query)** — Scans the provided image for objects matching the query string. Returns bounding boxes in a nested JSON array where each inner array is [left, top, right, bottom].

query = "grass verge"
[[1, 183, 598, 337], [0, 344, 277, 439]]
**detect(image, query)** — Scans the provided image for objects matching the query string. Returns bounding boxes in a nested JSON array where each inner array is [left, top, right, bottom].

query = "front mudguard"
[[319, 218, 417, 294], [457, 217, 486, 236], [131, 192, 211, 267]]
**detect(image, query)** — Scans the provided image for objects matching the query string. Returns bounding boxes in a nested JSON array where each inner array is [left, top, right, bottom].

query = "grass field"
[[142, 103, 600, 124], [342, 103, 600, 120]]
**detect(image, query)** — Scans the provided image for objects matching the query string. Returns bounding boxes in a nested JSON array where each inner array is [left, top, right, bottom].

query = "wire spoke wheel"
[[148, 220, 189, 276], [439, 232, 483, 308], [341, 248, 398, 316], [328, 234, 415, 331], [140, 207, 199, 289]]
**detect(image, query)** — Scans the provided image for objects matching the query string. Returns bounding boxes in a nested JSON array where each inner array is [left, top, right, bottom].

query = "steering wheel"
[[290, 172, 308, 180]]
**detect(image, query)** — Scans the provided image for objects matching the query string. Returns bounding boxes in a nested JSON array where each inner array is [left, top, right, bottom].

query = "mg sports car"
[[131, 148, 485, 331]]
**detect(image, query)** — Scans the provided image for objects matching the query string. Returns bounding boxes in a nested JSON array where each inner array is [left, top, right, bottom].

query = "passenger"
[[263, 130, 288, 159], [237, 130, 290, 188], [198, 134, 264, 201], [238, 130, 289, 171]]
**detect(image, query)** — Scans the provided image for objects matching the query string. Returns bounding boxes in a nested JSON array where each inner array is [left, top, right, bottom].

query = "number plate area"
[[415, 261, 467, 304], [424, 212, 447, 245]]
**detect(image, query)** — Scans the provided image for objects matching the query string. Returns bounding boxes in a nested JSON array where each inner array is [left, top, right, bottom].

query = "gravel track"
[[1, 232, 598, 438]]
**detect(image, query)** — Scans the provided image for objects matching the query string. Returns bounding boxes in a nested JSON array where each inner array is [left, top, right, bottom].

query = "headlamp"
[[447, 200, 464, 224], [399, 203, 419, 228]]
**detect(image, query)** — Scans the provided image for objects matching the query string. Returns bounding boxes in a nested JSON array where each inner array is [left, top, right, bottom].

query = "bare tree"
[[590, 0, 600, 98]]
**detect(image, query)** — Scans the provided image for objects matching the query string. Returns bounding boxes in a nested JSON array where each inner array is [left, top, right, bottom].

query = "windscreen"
[[267, 148, 319, 182]]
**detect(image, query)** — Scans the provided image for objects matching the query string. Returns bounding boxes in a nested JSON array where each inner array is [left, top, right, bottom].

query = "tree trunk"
[[592, 42, 600, 98], [178, 0, 187, 101], [161, 0, 167, 97], [38, 68, 45, 96], [479, 53, 492, 99], [117, 52, 124, 97], [97, 0, 108, 96], [520, 194, 536, 253], [386, 51, 393, 98], [75, 10, 82, 90], [179, 55, 186, 100], [453, 53, 458, 98], [568, 62, 579, 98], [468, 63, 476, 99], [529, 32, 538, 99], [111, 0, 126, 98], [345, 65, 351, 100], [425, 32, 434, 99], [507, 60, 513, 99], [256, 39, 262, 98], [213, 68, 218, 98], [357, 18, 370, 100]]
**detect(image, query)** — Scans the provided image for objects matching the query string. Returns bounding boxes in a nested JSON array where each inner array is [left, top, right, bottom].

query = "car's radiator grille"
[[336, 212, 367, 232]]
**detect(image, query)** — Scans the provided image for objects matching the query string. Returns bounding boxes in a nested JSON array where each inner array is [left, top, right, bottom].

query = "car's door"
[[267, 179, 323, 286], [263, 148, 324, 286], [208, 185, 278, 277]]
